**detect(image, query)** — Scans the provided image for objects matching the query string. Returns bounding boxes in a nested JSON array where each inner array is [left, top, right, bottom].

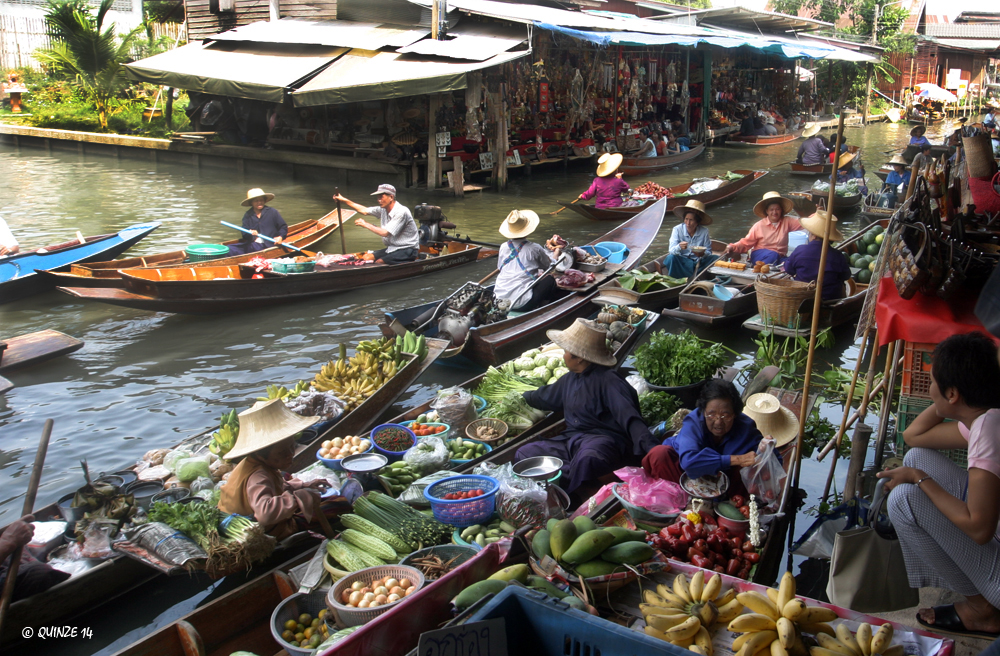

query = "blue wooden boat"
[[0, 222, 159, 304]]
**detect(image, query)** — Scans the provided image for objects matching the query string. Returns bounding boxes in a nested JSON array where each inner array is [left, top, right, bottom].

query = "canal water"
[[0, 119, 959, 654]]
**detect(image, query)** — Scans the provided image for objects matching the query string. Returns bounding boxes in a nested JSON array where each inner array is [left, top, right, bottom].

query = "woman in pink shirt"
[[879, 333, 1000, 639], [724, 191, 802, 265], [579, 153, 630, 209]]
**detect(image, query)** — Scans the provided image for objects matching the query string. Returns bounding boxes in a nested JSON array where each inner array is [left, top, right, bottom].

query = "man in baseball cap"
[[333, 184, 419, 264]]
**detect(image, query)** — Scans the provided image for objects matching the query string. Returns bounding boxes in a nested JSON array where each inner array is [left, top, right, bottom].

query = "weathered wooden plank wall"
[[0, 14, 49, 69], [186, 1, 337, 42]]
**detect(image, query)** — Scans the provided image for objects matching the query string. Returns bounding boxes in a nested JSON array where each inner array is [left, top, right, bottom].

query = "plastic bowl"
[[472, 395, 488, 413], [370, 424, 417, 461], [316, 439, 374, 471], [399, 421, 451, 439], [445, 437, 493, 464], [270, 591, 330, 656], [716, 513, 750, 539]]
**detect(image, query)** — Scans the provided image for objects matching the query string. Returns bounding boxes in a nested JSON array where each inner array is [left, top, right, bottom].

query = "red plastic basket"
[[901, 341, 935, 399]]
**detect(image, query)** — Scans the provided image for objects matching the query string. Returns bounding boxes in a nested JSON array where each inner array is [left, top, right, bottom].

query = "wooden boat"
[[617, 142, 706, 175], [559, 169, 768, 222], [899, 144, 950, 163], [380, 198, 666, 367], [861, 192, 898, 220], [789, 145, 861, 176], [57, 242, 498, 314], [37, 212, 351, 289], [0, 222, 160, 304], [0, 338, 447, 645], [0, 329, 83, 372], [727, 131, 801, 147], [594, 240, 728, 312], [787, 188, 863, 215], [907, 115, 941, 126]]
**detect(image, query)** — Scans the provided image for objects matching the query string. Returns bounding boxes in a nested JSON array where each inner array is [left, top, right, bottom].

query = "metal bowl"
[[679, 471, 730, 501], [513, 456, 563, 481]]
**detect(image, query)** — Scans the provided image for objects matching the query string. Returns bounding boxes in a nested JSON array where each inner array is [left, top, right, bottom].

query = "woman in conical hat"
[[909, 124, 932, 148], [219, 399, 349, 539], [227, 188, 288, 256], [578, 153, 631, 209], [513, 318, 658, 499], [783, 210, 851, 300], [659, 199, 719, 279], [724, 191, 802, 266]]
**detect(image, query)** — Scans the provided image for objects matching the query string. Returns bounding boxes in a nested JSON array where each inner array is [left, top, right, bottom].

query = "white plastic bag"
[[740, 437, 786, 508], [403, 436, 450, 474], [431, 387, 478, 430]]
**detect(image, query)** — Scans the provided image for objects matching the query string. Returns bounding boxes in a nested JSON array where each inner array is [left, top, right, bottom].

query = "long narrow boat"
[[727, 131, 801, 147], [789, 145, 861, 176], [0, 222, 160, 303], [559, 169, 768, 222], [617, 142, 706, 176], [594, 240, 728, 312], [380, 198, 666, 367], [57, 242, 498, 314], [860, 192, 897, 220], [37, 212, 351, 289], [0, 338, 447, 645]]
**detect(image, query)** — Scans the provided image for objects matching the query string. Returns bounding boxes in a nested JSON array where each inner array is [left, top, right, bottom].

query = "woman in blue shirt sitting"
[[909, 125, 931, 148], [881, 155, 911, 207], [658, 200, 718, 279]]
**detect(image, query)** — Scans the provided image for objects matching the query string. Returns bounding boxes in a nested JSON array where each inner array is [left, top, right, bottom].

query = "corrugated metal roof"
[[208, 19, 429, 50], [397, 22, 527, 61], [925, 23, 1000, 38], [640, 5, 833, 33], [929, 37, 1000, 51]]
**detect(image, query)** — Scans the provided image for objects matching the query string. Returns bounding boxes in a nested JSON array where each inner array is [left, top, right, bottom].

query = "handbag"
[[936, 241, 967, 299], [888, 220, 930, 300], [826, 479, 919, 613]]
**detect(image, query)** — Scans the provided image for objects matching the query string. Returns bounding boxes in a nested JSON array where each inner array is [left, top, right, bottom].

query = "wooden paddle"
[[0, 419, 53, 637], [220, 221, 316, 257], [334, 187, 348, 255], [549, 198, 579, 215]]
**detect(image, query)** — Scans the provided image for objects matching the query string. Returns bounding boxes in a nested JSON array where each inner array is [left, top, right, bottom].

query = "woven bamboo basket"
[[754, 275, 816, 326], [528, 557, 637, 598]]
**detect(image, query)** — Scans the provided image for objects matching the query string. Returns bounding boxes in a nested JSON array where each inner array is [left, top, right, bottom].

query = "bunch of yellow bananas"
[[811, 622, 901, 656], [311, 340, 399, 411], [642, 571, 741, 655]]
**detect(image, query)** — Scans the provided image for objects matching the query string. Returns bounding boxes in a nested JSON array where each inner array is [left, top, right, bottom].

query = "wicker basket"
[[754, 275, 816, 327], [271, 591, 330, 656], [527, 557, 637, 598], [326, 564, 425, 627], [465, 418, 509, 444], [964, 133, 998, 179]]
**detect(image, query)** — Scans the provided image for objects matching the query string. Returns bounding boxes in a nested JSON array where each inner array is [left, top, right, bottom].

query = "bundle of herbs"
[[633, 329, 736, 388], [617, 270, 687, 293], [473, 366, 539, 403], [639, 391, 682, 426]]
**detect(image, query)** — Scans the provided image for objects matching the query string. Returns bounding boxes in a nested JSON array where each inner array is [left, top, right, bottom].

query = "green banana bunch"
[[399, 331, 428, 362], [256, 380, 310, 402], [208, 409, 239, 455]]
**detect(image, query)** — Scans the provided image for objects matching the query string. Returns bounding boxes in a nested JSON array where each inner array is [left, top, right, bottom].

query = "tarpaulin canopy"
[[875, 276, 990, 347], [207, 19, 429, 50], [397, 22, 527, 61], [124, 42, 346, 103], [291, 48, 529, 106]]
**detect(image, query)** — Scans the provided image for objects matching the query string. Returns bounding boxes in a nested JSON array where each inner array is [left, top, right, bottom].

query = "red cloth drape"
[[875, 275, 993, 346]]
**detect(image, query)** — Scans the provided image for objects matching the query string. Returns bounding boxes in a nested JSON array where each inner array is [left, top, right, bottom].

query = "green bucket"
[[185, 243, 229, 262]]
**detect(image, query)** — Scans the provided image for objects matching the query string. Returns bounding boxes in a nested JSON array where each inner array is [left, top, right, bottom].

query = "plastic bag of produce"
[[626, 374, 650, 396], [403, 436, 449, 475], [284, 390, 345, 420], [162, 448, 194, 473], [122, 522, 207, 567], [138, 465, 172, 482], [615, 467, 687, 514], [175, 456, 212, 483], [430, 386, 477, 431], [741, 436, 786, 508], [397, 470, 454, 507], [189, 476, 215, 495], [474, 462, 551, 527]]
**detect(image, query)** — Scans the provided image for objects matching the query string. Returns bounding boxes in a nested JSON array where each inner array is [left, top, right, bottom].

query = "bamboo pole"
[[872, 340, 902, 473], [820, 326, 873, 499], [793, 111, 846, 490]]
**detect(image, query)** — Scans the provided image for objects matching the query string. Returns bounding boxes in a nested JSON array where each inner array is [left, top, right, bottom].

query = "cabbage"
[[522, 349, 540, 358], [552, 367, 569, 379], [515, 357, 536, 371], [176, 456, 212, 482], [531, 366, 551, 381], [547, 357, 561, 371], [533, 354, 550, 368]]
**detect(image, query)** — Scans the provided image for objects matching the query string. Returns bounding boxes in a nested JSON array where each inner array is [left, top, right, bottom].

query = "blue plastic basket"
[[465, 586, 688, 655], [316, 440, 374, 472], [423, 474, 499, 528], [369, 423, 416, 461], [581, 245, 612, 259]]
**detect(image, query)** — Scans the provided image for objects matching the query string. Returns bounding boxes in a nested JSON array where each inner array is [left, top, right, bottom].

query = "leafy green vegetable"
[[483, 391, 547, 434], [473, 366, 539, 402], [618, 271, 687, 294], [639, 392, 682, 425], [633, 330, 736, 387], [148, 501, 223, 549]]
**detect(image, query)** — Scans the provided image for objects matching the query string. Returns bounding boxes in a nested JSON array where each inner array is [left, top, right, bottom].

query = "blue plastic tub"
[[465, 586, 688, 655], [595, 241, 630, 264], [581, 245, 612, 259], [370, 423, 417, 461]]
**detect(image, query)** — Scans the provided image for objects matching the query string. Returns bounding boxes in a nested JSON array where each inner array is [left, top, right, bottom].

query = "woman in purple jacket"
[[579, 153, 630, 209]]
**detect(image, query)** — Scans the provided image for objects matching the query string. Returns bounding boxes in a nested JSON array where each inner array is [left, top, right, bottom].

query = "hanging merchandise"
[[539, 76, 551, 113], [465, 73, 483, 142]]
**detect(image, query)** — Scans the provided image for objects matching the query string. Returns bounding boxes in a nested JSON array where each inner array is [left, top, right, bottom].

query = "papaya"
[[549, 519, 577, 562], [546, 517, 560, 531], [531, 529, 553, 560], [604, 526, 647, 546], [527, 575, 570, 599], [560, 529, 617, 564], [488, 564, 529, 583], [600, 541, 655, 565], [572, 515, 598, 534], [453, 579, 507, 609], [574, 559, 626, 578]]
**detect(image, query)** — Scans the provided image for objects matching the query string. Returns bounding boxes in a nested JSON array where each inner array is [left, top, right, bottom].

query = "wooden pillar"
[[165, 87, 173, 130], [862, 63, 873, 124], [827, 60, 834, 109], [452, 155, 464, 197], [489, 84, 509, 191], [701, 48, 711, 143], [427, 93, 445, 189]]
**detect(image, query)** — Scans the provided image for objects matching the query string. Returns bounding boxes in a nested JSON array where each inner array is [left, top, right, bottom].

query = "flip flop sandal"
[[916, 605, 1000, 640]]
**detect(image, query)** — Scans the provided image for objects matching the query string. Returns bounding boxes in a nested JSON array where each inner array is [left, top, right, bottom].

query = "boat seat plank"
[[0, 329, 84, 372]]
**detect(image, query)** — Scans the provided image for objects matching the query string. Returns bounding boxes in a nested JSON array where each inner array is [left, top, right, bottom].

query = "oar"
[[220, 221, 315, 257], [0, 419, 53, 637], [334, 187, 348, 255], [550, 199, 579, 216]]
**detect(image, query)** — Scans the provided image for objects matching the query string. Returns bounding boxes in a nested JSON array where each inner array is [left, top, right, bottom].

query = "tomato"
[[730, 494, 746, 508]]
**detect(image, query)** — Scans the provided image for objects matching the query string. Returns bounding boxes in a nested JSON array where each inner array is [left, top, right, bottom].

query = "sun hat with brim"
[[801, 123, 822, 138], [800, 210, 843, 241], [836, 151, 856, 169], [224, 398, 320, 461], [886, 154, 908, 167], [753, 191, 794, 218], [546, 319, 616, 367], [596, 152, 624, 177], [672, 199, 714, 225], [499, 209, 540, 240], [743, 393, 799, 447], [241, 188, 275, 207], [910, 125, 926, 137]]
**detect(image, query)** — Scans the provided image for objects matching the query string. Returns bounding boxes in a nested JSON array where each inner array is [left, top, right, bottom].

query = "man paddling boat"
[[0, 514, 70, 601], [0, 215, 19, 257], [228, 188, 287, 256], [334, 184, 419, 264]]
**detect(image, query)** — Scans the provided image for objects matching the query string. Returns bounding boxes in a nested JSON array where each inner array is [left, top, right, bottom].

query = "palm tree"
[[35, 0, 143, 130]]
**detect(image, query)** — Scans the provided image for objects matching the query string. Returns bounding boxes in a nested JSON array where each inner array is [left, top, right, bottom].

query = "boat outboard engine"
[[435, 282, 502, 346], [414, 204, 457, 244]]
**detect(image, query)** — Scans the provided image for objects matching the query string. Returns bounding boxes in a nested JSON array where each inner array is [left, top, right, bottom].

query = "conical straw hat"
[[546, 318, 616, 367], [802, 123, 822, 138], [596, 152, 623, 177], [743, 393, 799, 447], [672, 199, 714, 225], [225, 398, 319, 460], [753, 191, 794, 218], [242, 188, 275, 206], [800, 210, 843, 241]]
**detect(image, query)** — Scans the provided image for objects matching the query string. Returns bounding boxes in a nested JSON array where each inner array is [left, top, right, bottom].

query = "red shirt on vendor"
[[579, 153, 630, 209]]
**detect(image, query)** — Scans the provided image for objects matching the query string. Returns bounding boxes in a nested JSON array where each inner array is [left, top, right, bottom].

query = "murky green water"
[[0, 119, 956, 654]]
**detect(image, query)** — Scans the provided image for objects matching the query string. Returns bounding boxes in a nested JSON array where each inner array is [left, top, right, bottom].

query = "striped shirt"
[[366, 202, 418, 253]]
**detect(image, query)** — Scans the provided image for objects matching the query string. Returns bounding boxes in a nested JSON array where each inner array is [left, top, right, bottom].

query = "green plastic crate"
[[895, 395, 967, 468]]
